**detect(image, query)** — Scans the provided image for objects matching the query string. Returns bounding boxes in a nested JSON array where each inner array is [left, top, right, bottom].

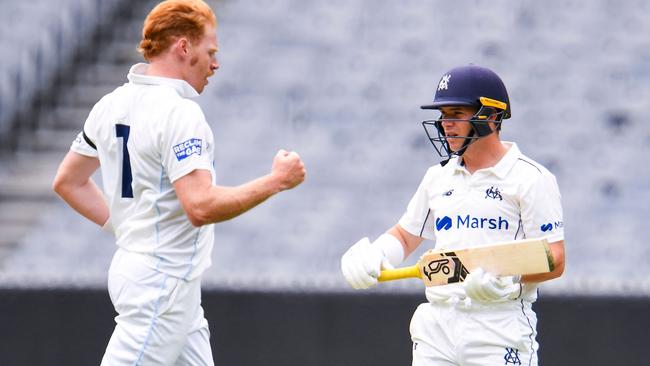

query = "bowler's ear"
[[173, 37, 191, 57]]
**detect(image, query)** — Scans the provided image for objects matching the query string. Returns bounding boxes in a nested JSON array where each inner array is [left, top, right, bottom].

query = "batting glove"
[[463, 268, 522, 303], [341, 235, 403, 290]]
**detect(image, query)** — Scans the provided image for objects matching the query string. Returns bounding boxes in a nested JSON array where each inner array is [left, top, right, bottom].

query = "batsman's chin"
[[448, 143, 463, 152]]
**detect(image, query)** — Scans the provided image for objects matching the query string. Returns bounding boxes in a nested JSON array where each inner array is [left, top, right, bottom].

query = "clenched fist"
[[271, 149, 306, 191]]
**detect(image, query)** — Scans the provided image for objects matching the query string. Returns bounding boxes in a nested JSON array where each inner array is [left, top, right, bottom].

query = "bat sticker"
[[421, 252, 469, 284]]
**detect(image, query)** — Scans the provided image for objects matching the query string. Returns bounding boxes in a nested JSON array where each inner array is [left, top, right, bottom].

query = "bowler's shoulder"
[[171, 98, 206, 121], [90, 83, 128, 108], [176, 97, 203, 111], [143, 86, 205, 120]]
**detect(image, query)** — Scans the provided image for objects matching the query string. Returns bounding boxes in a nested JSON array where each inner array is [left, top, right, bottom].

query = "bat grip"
[[378, 266, 421, 282]]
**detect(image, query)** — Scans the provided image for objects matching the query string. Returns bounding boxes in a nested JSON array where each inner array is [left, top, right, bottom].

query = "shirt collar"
[[491, 141, 521, 178], [451, 141, 521, 178], [127, 63, 199, 98]]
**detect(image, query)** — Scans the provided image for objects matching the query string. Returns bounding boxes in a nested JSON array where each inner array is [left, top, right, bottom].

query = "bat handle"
[[378, 265, 421, 282]]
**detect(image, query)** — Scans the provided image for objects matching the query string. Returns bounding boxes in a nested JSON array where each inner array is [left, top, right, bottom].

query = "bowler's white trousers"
[[410, 300, 538, 366], [101, 249, 214, 365]]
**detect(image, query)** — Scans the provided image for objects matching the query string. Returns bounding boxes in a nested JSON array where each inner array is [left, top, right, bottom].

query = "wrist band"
[[374, 233, 405, 267]]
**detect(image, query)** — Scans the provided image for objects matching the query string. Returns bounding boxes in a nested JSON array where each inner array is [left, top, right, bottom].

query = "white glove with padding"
[[341, 234, 404, 290], [463, 268, 522, 302]]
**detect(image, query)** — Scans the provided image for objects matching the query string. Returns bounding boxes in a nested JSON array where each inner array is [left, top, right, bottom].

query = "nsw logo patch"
[[173, 138, 202, 161]]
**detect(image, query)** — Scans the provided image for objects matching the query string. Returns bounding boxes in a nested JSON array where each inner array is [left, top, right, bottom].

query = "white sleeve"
[[398, 166, 438, 240], [70, 131, 98, 157], [161, 100, 214, 183], [520, 171, 565, 243], [70, 100, 101, 157]]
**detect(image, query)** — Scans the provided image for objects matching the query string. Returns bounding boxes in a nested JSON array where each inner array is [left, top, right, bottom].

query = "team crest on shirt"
[[485, 186, 503, 201], [504, 347, 521, 364], [173, 138, 202, 161]]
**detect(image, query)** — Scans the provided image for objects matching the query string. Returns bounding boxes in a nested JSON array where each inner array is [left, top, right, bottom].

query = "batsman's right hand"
[[463, 268, 521, 303], [271, 149, 306, 191], [341, 237, 393, 290]]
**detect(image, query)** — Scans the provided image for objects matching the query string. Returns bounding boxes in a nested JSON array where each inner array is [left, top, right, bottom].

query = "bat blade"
[[379, 238, 553, 287]]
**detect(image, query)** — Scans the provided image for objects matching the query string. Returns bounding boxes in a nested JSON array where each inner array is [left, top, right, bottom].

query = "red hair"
[[138, 0, 217, 60]]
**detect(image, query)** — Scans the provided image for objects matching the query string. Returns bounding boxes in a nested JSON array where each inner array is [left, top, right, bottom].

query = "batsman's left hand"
[[341, 237, 393, 290]]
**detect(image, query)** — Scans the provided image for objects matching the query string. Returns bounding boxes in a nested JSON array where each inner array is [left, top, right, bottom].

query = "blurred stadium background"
[[0, 0, 648, 364]]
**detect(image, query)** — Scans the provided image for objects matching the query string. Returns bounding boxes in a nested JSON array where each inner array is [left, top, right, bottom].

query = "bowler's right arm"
[[173, 149, 305, 226]]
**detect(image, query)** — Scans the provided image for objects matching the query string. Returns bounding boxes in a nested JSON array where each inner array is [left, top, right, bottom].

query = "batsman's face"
[[439, 106, 475, 152], [186, 24, 219, 94]]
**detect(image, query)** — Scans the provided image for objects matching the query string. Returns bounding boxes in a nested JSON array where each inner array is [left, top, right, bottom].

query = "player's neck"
[[461, 136, 508, 174], [145, 58, 185, 81]]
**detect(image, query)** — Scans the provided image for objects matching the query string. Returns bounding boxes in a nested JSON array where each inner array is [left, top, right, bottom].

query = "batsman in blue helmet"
[[341, 64, 566, 366], [421, 64, 512, 159]]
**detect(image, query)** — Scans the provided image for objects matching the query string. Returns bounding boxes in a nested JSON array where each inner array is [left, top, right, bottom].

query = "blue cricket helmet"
[[421, 64, 511, 119]]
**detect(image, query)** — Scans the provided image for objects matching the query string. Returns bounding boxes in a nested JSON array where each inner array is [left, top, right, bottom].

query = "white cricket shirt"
[[71, 63, 215, 280], [399, 142, 564, 302]]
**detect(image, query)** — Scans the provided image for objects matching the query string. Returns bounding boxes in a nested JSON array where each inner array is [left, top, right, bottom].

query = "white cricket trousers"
[[410, 300, 538, 366], [101, 249, 214, 366]]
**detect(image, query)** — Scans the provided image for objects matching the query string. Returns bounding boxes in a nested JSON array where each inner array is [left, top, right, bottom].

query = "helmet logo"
[[437, 74, 451, 91]]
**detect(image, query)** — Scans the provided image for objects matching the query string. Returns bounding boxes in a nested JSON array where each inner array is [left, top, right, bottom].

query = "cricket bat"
[[378, 238, 554, 287]]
